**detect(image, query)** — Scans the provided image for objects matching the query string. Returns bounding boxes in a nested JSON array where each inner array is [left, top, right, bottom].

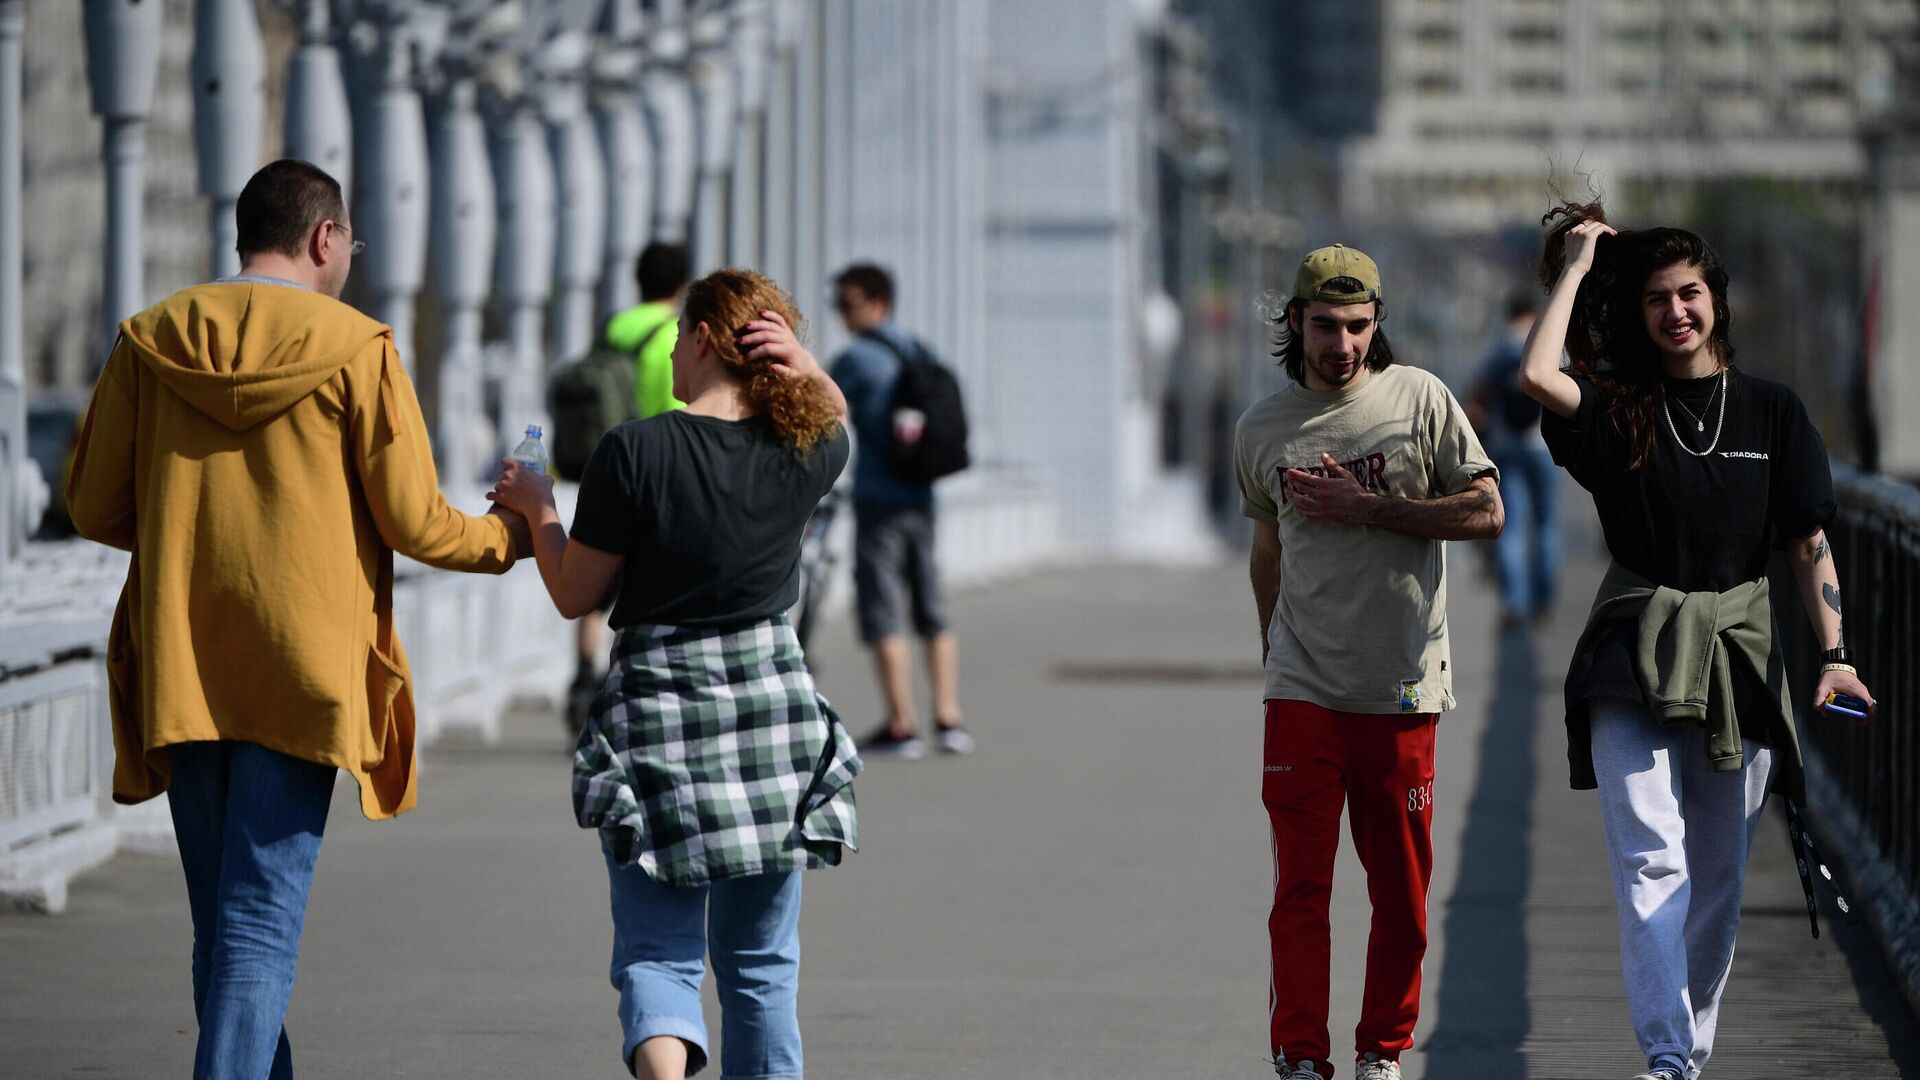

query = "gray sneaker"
[[935, 724, 975, 754], [1354, 1054, 1400, 1080], [1277, 1062, 1327, 1080], [1631, 1067, 1684, 1080]]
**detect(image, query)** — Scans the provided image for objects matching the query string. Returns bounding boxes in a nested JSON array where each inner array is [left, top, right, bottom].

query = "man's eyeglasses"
[[334, 222, 366, 257]]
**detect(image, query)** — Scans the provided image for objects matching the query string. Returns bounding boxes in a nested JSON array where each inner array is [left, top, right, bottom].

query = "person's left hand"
[[1287, 453, 1377, 526], [1812, 666, 1876, 725], [738, 310, 820, 381], [487, 458, 555, 521]]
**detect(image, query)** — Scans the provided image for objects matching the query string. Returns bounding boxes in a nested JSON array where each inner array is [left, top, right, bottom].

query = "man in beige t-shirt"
[[1236, 245, 1502, 1080]]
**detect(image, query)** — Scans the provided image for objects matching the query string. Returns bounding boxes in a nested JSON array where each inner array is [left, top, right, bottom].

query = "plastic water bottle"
[[509, 424, 547, 476]]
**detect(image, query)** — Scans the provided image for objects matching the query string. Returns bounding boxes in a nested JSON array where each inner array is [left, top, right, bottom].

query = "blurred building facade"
[[1280, 0, 1920, 226]]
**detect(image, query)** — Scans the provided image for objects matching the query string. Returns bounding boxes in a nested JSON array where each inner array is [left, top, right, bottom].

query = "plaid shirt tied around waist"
[[575, 616, 862, 886]]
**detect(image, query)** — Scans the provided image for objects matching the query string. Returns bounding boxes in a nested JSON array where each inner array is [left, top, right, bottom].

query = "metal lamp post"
[[0, 0, 44, 583], [642, 1, 698, 245], [490, 94, 556, 455], [83, 0, 165, 355], [727, 0, 771, 269], [687, 6, 739, 273], [192, 0, 267, 280], [540, 31, 606, 366], [429, 76, 495, 492], [593, 0, 652, 322], [357, 21, 431, 370], [285, 0, 354, 201]]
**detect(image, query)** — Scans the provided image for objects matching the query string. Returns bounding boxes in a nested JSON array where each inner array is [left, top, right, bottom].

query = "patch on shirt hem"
[[1399, 680, 1421, 712]]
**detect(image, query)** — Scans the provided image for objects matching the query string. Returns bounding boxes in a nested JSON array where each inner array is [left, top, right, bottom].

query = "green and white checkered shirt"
[[575, 616, 861, 886]]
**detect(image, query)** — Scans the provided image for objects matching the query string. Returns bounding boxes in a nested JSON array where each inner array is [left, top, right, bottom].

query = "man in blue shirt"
[[829, 264, 970, 758]]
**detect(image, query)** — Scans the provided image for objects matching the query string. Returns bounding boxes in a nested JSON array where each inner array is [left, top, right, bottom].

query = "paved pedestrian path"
[[2, 525, 1916, 1078]]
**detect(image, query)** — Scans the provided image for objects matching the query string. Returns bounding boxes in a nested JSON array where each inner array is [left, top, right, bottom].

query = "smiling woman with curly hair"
[[488, 267, 859, 1080]]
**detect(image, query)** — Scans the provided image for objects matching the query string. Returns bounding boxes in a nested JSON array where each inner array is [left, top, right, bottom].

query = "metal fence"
[[1774, 462, 1920, 1016]]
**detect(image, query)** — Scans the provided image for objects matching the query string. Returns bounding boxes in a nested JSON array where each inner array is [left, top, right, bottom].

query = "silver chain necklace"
[[1668, 374, 1721, 432], [1662, 370, 1728, 457]]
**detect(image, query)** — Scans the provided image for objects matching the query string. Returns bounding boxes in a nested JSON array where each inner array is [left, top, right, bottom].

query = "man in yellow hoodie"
[[66, 159, 525, 1078]]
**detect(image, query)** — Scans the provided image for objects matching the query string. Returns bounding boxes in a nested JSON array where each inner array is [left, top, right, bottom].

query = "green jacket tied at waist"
[[1563, 561, 1803, 803]]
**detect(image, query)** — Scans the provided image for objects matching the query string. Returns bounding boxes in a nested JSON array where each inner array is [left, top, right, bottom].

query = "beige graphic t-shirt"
[[1235, 364, 1496, 714]]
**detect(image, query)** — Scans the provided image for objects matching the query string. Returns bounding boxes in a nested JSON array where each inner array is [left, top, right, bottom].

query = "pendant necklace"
[[1662, 369, 1728, 457], [1668, 375, 1721, 433]]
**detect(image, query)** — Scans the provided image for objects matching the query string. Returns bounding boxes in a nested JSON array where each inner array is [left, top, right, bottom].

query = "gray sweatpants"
[[1589, 698, 1773, 1080]]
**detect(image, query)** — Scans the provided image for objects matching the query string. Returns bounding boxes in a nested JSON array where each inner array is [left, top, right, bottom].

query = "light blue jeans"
[[1492, 445, 1561, 620], [167, 740, 337, 1080], [604, 848, 805, 1079]]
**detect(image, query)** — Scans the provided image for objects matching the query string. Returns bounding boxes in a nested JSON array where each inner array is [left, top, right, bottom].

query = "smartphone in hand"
[[1820, 691, 1869, 720]]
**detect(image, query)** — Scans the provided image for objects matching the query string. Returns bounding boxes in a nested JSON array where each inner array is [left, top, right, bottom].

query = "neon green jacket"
[[603, 300, 684, 418]]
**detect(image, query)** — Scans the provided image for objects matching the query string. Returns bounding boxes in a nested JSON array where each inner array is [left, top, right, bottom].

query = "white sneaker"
[[1354, 1054, 1400, 1080], [1631, 1068, 1684, 1080], [1278, 1062, 1326, 1080]]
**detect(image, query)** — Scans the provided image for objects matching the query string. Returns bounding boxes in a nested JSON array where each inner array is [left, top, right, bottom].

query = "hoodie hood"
[[120, 282, 391, 432]]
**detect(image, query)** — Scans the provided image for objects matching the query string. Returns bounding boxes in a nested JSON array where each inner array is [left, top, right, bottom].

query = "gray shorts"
[[853, 501, 948, 643]]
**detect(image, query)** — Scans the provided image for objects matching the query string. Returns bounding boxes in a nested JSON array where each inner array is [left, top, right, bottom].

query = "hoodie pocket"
[[365, 643, 407, 769]]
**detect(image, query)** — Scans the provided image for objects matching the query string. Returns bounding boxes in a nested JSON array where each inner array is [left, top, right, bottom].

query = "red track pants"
[[1263, 699, 1437, 1077]]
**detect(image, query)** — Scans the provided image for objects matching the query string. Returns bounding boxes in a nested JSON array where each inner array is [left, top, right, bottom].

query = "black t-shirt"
[[1541, 369, 1835, 743], [570, 411, 849, 629], [1541, 369, 1835, 589]]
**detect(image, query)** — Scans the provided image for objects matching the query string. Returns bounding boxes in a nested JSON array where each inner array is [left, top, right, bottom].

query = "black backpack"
[[546, 320, 665, 481], [867, 332, 970, 485]]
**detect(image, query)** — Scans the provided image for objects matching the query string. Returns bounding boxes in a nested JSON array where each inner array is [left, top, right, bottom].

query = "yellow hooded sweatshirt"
[[66, 281, 517, 820]]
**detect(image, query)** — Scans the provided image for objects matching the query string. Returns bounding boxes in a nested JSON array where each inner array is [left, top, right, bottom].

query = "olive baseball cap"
[[1293, 244, 1382, 304]]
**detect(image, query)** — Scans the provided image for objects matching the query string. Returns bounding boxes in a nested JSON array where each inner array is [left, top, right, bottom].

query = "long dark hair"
[[1539, 201, 1736, 469], [1269, 283, 1396, 384]]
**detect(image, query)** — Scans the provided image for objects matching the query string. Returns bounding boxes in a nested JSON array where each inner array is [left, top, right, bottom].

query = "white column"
[[595, 81, 653, 321], [0, 0, 37, 578]]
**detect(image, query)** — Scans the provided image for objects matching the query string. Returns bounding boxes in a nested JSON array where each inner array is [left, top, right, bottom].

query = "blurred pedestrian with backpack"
[[828, 263, 973, 759], [1469, 291, 1560, 629], [550, 242, 692, 734]]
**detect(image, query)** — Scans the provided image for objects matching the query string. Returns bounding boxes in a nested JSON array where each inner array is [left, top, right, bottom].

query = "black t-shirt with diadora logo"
[[1542, 369, 1835, 592], [1542, 370, 1835, 744]]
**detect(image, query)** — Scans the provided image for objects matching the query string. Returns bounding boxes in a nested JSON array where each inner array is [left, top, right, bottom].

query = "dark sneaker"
[[860, 725, 926, 760], [935, 724, 975, 755]]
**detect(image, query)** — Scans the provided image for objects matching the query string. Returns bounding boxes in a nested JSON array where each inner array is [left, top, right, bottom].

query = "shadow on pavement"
[[1423, 624, 1538, 1077]]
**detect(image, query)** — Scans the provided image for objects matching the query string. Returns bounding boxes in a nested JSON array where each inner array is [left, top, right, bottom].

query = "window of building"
[[1510, 72, 1566, 93]]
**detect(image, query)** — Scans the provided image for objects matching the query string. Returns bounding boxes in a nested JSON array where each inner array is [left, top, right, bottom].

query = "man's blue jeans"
[[604, 847, 805, 1079], [167, 741, 336, 1080], [1492, 445, 1561, 620]]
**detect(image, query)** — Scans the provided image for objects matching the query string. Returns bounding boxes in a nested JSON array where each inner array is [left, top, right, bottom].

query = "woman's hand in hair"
[[486, 458, 556, 522], [741, 309, 816, 378], [1561, 219, 1616, 279], [742, 310, 848, 419]]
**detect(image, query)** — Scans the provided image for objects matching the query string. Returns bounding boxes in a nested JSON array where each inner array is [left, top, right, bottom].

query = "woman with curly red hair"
[[490, 267, 858, 1080]]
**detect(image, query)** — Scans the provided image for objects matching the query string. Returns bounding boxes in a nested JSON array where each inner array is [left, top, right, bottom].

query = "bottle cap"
[[526, 424, 542, 438]]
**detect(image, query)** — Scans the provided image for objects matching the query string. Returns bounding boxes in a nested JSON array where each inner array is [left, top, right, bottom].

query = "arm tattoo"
[[1822, 582, 1843, 617], [1813, 537, 1830, 565]]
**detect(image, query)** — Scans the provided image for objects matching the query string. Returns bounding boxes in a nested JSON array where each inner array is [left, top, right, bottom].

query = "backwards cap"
[[1292, 244, 1382, 305]]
